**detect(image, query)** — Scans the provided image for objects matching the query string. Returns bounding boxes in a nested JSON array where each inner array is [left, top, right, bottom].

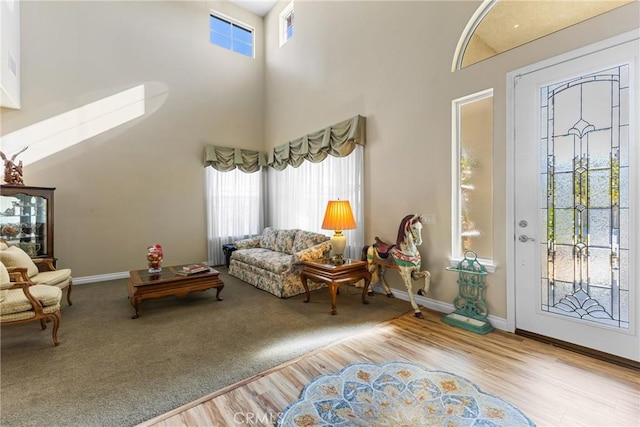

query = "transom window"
[[209, 12, 253, 58]]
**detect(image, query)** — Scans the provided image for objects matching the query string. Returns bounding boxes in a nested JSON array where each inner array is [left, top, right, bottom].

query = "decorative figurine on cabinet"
[[1, 147, 28, 186]]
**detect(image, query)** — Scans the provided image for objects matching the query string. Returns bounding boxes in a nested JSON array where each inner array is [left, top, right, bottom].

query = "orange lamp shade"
[[321, 200, 356, 231]]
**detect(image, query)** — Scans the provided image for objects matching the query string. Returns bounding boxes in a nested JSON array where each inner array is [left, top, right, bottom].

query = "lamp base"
[[329, 232, 347, 265]]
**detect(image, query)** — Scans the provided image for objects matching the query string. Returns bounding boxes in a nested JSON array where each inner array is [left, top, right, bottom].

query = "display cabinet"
[[0, 185, 55, 259]]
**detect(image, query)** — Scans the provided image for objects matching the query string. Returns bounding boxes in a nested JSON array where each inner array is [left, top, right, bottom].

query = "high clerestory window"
[[209, 12, 254, 58], [279, 1, 294, 47]]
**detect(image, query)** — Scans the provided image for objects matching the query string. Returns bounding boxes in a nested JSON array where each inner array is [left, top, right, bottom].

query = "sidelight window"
[[452, 89, 494, 269]]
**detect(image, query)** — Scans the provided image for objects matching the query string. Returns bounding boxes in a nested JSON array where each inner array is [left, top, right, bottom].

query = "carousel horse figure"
[[363, 214, 431, 318]]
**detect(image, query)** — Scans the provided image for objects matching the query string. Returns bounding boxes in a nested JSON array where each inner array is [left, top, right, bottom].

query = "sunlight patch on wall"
[[0, 85, 145, 165]]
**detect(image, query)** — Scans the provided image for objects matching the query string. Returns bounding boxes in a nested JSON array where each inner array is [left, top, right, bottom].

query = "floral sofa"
[[228, 227, 331, 298]]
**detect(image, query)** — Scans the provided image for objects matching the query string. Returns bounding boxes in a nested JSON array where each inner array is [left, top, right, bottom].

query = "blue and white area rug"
[[278, 361, 535, 426]]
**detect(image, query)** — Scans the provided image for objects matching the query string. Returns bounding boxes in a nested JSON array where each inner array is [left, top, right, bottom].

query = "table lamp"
[[321, 200, 356, 265]]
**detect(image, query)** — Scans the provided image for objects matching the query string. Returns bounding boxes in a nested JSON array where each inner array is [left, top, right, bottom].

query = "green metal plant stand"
[[442, 250, 494, 334]]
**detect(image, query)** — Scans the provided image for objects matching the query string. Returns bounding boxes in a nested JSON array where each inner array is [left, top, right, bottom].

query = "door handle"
[[518, 235, 535, 243]]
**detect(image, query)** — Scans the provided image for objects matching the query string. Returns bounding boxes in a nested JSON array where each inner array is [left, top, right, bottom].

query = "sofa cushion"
[[30, 269, 72, 287], [232, 248, 293, 275], [0, 246, 39, 278], [232, 247, 270, 261], [293, 230, 330, 253], [260, 227, 279, 251], [274, 229, 297, 255], [0, 284, 62, 316]]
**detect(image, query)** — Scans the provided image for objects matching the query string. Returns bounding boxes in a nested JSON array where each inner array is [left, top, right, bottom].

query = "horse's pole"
[[414, 270, 431, 296]]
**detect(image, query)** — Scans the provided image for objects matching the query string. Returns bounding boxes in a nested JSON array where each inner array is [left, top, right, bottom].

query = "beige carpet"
[[0, 267, 411, 427]]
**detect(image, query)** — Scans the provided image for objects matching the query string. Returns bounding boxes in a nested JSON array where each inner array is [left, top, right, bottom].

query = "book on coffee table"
[[182, 263, 208, 271], [176, 264, 210, 276]]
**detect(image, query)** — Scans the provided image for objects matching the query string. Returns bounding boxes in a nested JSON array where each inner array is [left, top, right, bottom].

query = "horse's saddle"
[[373, 237, 395, 259]]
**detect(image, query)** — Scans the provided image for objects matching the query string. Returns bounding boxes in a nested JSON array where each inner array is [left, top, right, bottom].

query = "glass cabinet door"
[[0, 186, 55, 258]]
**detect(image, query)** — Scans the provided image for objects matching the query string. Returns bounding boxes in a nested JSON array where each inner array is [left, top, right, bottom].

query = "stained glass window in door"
[[540, 65, 629, 329]]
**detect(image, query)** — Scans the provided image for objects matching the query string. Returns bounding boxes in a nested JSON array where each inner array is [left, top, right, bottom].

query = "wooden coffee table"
[[127, 265, 224, 319], [300, 258, 372, 315]]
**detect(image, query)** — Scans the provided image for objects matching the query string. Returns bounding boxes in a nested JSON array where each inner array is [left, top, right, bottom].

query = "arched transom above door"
[[452, 0, 633, 71]]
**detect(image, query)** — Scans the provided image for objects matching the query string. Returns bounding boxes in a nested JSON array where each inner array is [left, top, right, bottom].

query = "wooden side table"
[[300, 258, 372, 315]]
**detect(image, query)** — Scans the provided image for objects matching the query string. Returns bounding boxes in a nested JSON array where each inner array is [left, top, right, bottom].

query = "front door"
[[512, 33, 639, 362]]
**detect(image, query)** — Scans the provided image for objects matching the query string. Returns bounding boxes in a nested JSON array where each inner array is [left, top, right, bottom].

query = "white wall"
[[0, 0, 20, 108], [0, 1, 264, 276], [263, 0, 640, 317]]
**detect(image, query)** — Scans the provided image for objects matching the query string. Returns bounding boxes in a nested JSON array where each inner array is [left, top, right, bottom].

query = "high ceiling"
[[229, 0, 277, 17], [227, 0, 634, 70]]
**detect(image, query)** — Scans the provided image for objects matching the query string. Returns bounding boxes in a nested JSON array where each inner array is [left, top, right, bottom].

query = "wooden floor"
[[139, 309, 639, 427]]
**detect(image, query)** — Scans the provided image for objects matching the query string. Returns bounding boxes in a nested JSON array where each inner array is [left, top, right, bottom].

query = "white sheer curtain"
[[266, 145, 364, 259], [205, 167, 264, 266]]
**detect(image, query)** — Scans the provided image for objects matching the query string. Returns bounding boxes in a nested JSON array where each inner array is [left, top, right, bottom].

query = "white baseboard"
[[370, 285, 507, 332], [73, 271, 129, 285]]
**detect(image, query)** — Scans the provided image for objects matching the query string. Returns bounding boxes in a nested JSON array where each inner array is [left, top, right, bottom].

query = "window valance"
[[204, 115, 365, 172], [267, 115, 366, 170], [203, 146, 266, 173]]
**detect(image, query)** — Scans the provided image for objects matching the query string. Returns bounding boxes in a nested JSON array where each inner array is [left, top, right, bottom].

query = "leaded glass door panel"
[[513, 35, 639, 362]]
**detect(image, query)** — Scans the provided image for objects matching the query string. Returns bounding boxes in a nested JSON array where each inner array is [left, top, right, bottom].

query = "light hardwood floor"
[[139, 309, 639, 427]]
